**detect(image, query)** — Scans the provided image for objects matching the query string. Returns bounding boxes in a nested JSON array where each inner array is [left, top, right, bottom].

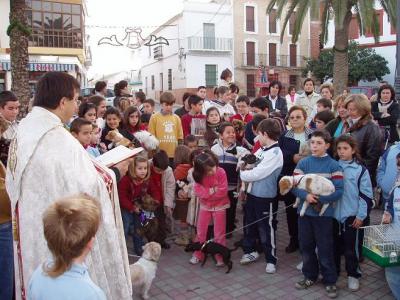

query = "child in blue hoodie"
[[292, 130, 343, 299], [333, 135, 373, 292]]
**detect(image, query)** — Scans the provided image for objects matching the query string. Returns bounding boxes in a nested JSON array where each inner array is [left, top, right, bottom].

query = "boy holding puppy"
[[28, 195, 106, 300], [239, 119, 283, 274], [292, 130, 343, 298]]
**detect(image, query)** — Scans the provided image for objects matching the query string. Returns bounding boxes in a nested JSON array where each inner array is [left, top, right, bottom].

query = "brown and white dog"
[[130, 242, 162, 299], [105, 129, 134, 149], [279, 174, 335, 216]]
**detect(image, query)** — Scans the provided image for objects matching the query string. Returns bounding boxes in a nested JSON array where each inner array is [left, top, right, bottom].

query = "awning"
[[0, 61, 76, 72]]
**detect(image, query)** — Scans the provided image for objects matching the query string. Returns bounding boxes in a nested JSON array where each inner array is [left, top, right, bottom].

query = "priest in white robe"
[[6, 72, 132, 300]]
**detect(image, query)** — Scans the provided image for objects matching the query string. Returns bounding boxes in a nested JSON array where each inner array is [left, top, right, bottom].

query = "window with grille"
[[269, 43, 277, 66], [25, 0, 83, 48], [245, 6, 255, 32], [205, 65, 217, 87], [290, 44, 297, 67], [246, 74, 255, 97], [168, 69, 172, 90], [289, 75, 298, 86], [269, 9, 277, 33], [246, 41, 255, 66]]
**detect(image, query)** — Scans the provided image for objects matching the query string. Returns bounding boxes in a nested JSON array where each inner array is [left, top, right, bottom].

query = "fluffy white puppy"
[[130, 242, 162, 299], [133, 130, 159, 151], [279, 174, 335, 216]]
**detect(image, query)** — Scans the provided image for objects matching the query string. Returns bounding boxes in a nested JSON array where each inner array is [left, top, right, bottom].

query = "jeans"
[[243, 194, 277, 264], [333, 217, 362, 278], [121, 209, 144, 256], [386, 266, 400, 299], [0, 221, 14, 300], [194, 208, 226, 262], [299, 215, 337, 285]]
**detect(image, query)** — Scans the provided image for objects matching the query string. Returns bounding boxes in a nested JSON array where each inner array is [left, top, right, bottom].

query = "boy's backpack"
[[357, 165, 373, 213]]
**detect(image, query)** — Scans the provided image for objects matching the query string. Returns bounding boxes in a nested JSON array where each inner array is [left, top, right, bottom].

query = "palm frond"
[[309, 0, 319, 21], [380, 0, 396, 28], [357, 0, 375, 33], [370, 10, 381, 42], [278, 0, 300, 44], [353, 4, 364, 36], [292, 0, 311, 43], [266, 0, 278, 14]]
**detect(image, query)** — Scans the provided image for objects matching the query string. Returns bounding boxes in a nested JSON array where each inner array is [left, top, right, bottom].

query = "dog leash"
[[206, 203, 295, 243]]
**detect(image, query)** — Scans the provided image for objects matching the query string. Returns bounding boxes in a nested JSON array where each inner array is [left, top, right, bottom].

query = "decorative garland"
[[7, 19, 32, 37], [333, 45, 349, 53]]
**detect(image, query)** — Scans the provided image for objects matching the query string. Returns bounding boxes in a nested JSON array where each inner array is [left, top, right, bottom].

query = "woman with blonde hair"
[[344, 94, 382, 186], [325, 95, 349, 139]]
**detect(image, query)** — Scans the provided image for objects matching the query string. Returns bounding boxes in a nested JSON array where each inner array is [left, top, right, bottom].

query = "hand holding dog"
[[306, 193, 319, 204]]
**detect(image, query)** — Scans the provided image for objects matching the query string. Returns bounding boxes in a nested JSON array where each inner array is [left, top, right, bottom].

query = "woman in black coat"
[[371, 84, 399, 145]]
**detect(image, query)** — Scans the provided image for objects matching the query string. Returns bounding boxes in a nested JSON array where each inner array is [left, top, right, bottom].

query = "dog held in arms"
[[279, 174, 335, 216], [130, 242, 162, 299], [185, 241, 239, 273]]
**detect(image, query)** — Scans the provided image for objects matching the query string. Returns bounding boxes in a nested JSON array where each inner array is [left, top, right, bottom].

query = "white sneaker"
[[296, 261, 303, 271], [348, 276, 360, 291], [215, 261, 224, 267], [189, 256, 200, 265], [265, 263, 276, 274], [240, 252, 259, 265]]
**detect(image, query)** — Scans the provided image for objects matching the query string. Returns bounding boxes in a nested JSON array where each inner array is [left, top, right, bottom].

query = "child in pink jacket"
[[189, 150, 229, 266]]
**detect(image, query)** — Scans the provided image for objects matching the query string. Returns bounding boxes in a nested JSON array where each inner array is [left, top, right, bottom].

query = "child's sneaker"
[[325, 285, 338, 298], [240, 252, 259, 265], [189, 256, 200, 265], [265, 263, 276, 274], [347, 276, 359, 291], [295, 278, 315, 290]]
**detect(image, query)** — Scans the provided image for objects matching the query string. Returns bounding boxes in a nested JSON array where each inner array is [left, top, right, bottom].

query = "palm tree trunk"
[[333, 10, 353, 97], [9, 0, 30, 118]]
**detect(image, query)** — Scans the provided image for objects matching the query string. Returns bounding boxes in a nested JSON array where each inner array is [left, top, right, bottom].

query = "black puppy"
[[185, 241, 238, 273]]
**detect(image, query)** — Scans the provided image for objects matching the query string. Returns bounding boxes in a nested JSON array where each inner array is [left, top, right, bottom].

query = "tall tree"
[[8, 0, 30, 117], [267, 0, 396, 96], [303, 41, 390, 85]]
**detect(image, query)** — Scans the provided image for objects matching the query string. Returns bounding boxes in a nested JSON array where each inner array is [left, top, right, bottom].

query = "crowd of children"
[[1, 75, 400, 300]]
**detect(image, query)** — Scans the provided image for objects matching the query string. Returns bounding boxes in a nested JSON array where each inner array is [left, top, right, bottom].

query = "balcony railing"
[[187, 37, 232, 51], [242, 53, 306, 68]]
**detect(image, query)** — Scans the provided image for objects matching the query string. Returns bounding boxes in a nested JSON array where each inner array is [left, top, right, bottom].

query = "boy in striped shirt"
[[292, 130, 343, 298]]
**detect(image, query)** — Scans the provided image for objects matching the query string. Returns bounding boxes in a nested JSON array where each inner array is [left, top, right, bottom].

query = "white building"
[[325, 2, 396, 85], [138, 0, 233, 102], [0, 0, 90, 93]]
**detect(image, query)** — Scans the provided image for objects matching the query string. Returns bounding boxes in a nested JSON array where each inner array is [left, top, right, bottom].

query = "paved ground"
[[128, 203, 394, 300]]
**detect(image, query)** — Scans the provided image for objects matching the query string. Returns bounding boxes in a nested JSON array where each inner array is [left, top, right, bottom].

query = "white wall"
[[138, 0, 234, 96], [0, 1, 10, 49]]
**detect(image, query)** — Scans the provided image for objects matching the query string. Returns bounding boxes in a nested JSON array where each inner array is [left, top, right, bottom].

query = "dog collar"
[[292, 175, 305, 188]]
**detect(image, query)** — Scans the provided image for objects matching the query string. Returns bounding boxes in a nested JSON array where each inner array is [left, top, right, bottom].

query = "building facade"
[[325, 1, 396, 85], [0, 0, 90, 93], [138, 0, 233, 103], [232, 0, 311, 97]]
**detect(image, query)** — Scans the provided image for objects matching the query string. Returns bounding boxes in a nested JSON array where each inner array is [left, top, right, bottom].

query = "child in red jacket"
[[190, 150, 229, 266], [118, 155, 150, 255]]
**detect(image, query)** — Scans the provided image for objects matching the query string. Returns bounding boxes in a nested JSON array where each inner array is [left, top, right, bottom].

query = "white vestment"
[[6, 107, 132, 300]]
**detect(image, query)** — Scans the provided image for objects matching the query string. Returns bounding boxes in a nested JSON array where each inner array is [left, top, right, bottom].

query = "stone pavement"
[[128, 203, 395, 300]]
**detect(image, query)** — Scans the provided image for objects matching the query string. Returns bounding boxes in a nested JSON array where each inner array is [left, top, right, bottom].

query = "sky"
[[85, 0, 204, 80]]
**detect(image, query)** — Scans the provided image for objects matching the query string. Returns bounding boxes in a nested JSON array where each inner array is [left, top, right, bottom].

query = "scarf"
[[378, 100, 393, 114]]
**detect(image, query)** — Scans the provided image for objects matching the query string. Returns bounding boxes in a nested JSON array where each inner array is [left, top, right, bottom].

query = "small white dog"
[[279, 174, 335, 216], [130, 242, 162, 299], [134, 130, 159, 151]]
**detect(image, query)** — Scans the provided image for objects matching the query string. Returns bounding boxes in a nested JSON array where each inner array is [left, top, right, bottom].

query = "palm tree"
[[9, 0, 30, 117], [267, 0, 396, 95]]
